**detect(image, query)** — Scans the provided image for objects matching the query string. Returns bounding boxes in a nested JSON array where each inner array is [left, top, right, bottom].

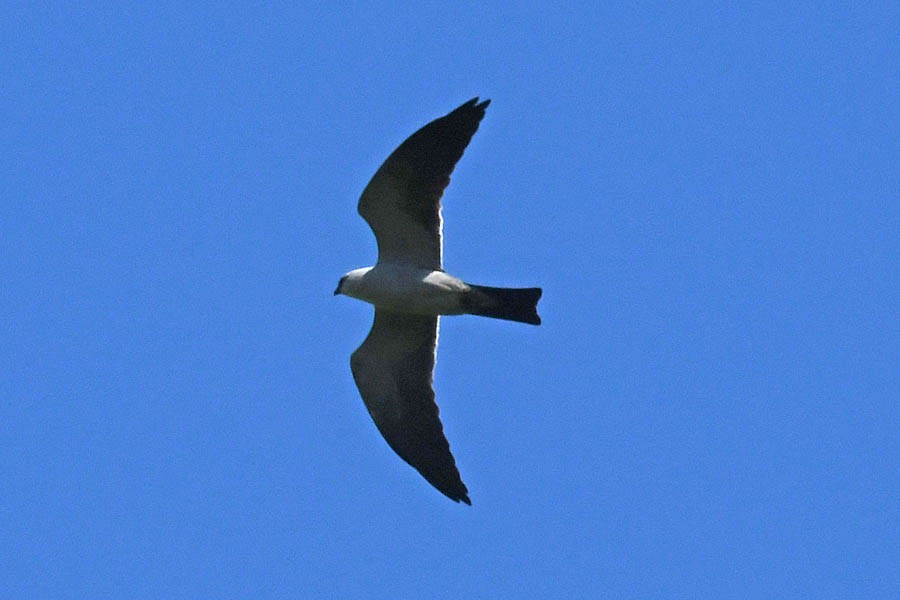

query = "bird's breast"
[[354, 264, 469, 315]]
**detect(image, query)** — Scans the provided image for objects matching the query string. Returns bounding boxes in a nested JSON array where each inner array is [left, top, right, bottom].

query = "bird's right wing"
[[357, 98, 490, 271], [350, 310, 470, 504]]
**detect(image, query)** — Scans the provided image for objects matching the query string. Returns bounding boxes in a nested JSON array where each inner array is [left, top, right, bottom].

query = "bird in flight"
[[334, 98, 542, 504]]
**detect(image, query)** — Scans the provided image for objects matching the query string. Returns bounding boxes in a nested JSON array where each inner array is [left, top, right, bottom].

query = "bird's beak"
[[333, 286, 341, 296]]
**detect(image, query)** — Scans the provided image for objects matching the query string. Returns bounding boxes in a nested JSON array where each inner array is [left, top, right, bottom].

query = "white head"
[[333, 267, 372, 297]]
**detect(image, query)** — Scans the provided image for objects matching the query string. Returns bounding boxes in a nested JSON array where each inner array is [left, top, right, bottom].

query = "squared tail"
[[462, 284, 542, 325]]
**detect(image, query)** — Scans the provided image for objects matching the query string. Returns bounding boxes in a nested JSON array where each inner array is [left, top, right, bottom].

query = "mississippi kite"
[[335, 98, 542, 504]]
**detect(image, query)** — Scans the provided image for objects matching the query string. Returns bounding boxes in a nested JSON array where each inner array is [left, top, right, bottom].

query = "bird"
[[334, 98, 542, 504]]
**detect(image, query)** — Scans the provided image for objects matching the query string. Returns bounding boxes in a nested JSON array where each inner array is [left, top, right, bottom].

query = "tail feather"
[[462, 284, 542, 325]]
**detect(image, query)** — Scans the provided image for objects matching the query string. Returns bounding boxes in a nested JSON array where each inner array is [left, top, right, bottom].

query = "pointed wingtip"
[[462, 97, 491, 112], [439, 479, 471, 505], [451, 492, 471, 506], [445, 483, 471, 505]]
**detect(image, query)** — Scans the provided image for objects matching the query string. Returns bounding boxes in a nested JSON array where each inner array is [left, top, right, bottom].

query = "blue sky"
[[3, 2, 898, 598]]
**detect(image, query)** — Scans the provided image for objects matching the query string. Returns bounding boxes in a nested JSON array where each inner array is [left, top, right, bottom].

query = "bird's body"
[[337, 264, 471, 316], [335, 98, 542, 504]]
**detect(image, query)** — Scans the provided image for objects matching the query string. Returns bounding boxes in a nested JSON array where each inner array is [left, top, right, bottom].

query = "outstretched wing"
[[350, 310, 470, 504], [358, 98, 490, 270]]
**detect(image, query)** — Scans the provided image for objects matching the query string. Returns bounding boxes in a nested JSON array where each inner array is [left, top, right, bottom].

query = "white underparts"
[[340, 263, 470, 315]]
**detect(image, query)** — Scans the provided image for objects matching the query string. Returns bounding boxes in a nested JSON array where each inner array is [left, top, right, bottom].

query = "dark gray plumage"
[[336, 98, 541, 504]]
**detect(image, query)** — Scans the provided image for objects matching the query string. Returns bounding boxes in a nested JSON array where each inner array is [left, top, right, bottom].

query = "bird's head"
[[333, 274, 348, 296], [334, 267, 371, 297]]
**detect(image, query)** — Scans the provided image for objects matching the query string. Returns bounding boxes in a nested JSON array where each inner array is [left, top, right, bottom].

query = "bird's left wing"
[[350, 310, 470, 504], [358, 98, 490, 270]]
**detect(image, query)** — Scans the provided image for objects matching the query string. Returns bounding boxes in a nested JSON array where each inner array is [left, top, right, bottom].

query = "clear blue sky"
[[3, 3, 898, 598]]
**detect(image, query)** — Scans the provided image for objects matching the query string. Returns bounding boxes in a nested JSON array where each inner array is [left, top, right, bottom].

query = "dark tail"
[[462, 284, 542, 325]]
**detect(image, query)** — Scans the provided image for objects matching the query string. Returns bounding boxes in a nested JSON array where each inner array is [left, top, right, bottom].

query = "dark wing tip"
[[441, 480, 471, 505], [413, 454, 471, 506], [459, 96, 491, 118]]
